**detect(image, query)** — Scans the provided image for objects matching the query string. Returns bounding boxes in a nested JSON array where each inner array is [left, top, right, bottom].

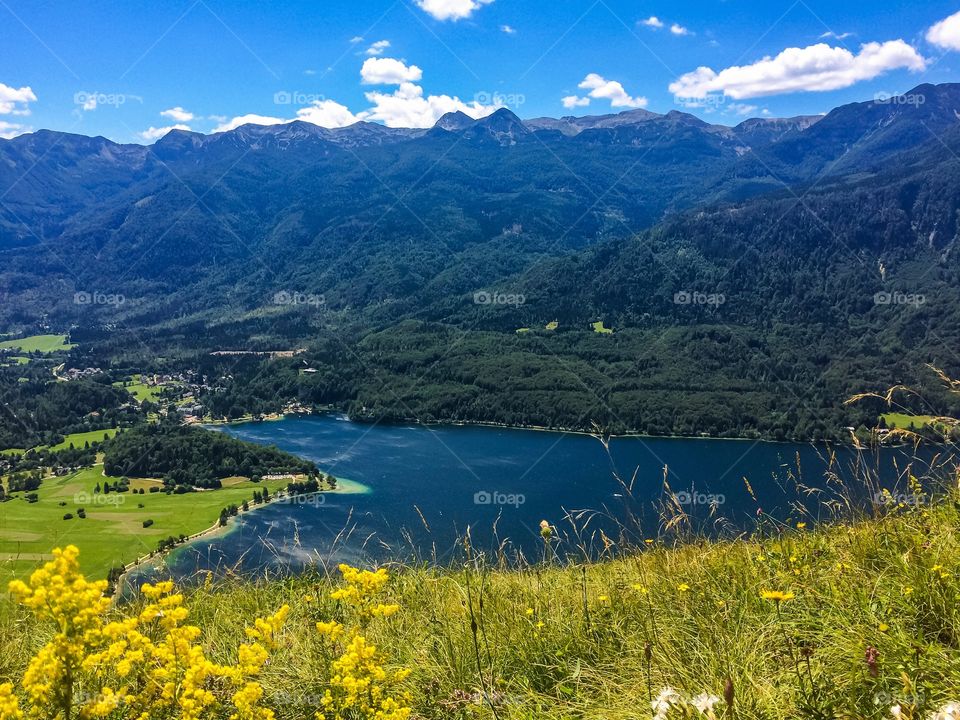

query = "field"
[[0, 466, 292, 582], [113, 375, 171, 403], [591, 320, 613, 334], [881, 413, 943, 429], [0, 429, 120, 456], [1, 486, 958, 718], [0, 334, 75, 353], [44, 428, 119, 451]]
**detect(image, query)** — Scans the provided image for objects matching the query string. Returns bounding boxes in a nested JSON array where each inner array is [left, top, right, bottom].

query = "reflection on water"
[[129, 415, 953, 584]]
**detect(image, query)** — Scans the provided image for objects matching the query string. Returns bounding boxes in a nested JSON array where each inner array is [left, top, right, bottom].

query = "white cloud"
[[927, 10, 960, 51], [669, 40, 925, 100], [820, 31, 853, 40], [0, 119, 30, 139], [670, 23, 690, 36], [0, 83, 37, 116], [501, 24, 517, 34], [415, 0, 493, 21], [207, 52, 503, 132], [365, 40, 391, 56], [574, 73, 648, 108], [640, 16, 664, 29], [295, 99, 360, 128], [160, 106, 194, 122], [562, 95, 590, 109], [350, 36, 364, 44], [358, 82, 498, 127], [726, 103, 758, 116], [213, 114, 287, 133], [140, 124, 191, 141], [361, 57, 423, 85]]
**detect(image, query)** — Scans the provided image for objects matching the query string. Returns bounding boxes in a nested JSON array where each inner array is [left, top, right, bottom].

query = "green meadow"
[[113, 375, 171, 403], [0, 466, 292, 582], [0, 334, 75, 353], [881, 413, 943, 430]]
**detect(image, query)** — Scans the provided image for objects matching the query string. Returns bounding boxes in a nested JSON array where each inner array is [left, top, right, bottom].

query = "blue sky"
[[2, 0, 960, 142]]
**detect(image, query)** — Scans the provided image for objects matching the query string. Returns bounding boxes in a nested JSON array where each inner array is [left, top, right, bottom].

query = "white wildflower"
[[692, 692, 721, 717], [931, 702, 960, 720], [652, 687, 681, 720]]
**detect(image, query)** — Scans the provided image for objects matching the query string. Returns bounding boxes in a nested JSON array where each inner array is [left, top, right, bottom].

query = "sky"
[[2, 0, 960, 143]]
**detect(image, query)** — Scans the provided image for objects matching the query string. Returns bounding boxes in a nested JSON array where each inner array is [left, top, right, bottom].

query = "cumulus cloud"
[[213, 113, 287, 133], [415, 0, 493, 21], [140, 124, 191, 141], [562, 95, 591, 109], [365, 40, 391, 56], [0, 119, 30, 139], [208, 53, 503, 132], [567, 73, 648, 109], [669, 40, 925, 100], [640, 16, 664, 29], [0, 83, 37, 116], [295, 99, 360, 128], [361, 57, 423, 85], [160, 106, 194, 122], [670, 23, 690, 36], [927, 10, 960, 51], [359, 81, 497, 127]]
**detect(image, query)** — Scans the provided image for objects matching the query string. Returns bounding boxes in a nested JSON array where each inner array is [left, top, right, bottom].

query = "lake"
[[158, 415, 950, 579]]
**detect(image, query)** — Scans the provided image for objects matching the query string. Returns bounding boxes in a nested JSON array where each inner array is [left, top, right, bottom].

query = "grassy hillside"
[[1, 484, 958, 718]]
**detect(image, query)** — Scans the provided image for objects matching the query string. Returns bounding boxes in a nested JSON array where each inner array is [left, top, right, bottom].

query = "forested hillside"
[[3, 84, 960, 439]]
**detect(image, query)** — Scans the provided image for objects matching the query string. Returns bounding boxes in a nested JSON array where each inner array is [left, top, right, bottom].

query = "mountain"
[[3, 84, 960, 439], [524, 108, 660, 135], [434, 111, 476, 132], [729, 115, 823, 149], [2, 83, 957, 323]]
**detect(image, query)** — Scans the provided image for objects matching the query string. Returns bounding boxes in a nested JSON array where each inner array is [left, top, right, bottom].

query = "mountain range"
[[3, 83, 960, 438]]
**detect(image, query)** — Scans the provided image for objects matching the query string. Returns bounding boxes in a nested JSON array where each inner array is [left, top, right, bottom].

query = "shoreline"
[[115, 474, 371, 594], [217, 411, 850, 447]]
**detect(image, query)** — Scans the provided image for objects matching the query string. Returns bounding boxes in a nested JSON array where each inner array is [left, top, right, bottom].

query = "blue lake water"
[[157, 415, 951, 580]]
